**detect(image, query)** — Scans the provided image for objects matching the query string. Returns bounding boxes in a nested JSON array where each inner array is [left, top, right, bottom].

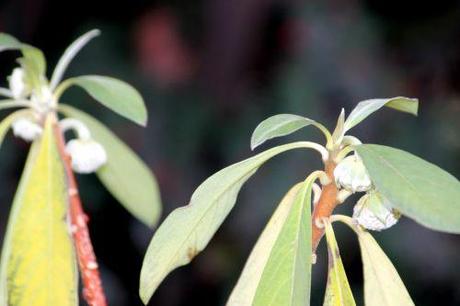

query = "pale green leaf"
[[227, 183, 303, 306], [59, 104, 161, 227], [0, 116, 78, 306], [139, 141, 321, 304], [323, 220, 356, 306], [331, 108, 345, 145], [357, 229, 414, 306], [63, 75, 147, 126], [20, 45, 46, 78], [50, 29, 100, 89], [356, 144, 460, 233], [0, 33, 22, 52], [251, 114, 316, 150], [343, 97, 418, 133], [251, 176, 314, 306]]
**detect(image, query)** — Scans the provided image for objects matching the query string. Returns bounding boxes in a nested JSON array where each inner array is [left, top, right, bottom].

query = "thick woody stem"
[[311, 160, 338, 253], [53, 121, 108, 306]]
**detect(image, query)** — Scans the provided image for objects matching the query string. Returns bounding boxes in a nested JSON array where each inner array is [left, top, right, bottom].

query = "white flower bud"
[[12, 118, 43, 142], [334, 154, 372, 193], [352, 191, 400, 231], [66, 139, 107, 174], [9, 68, 29, 99]]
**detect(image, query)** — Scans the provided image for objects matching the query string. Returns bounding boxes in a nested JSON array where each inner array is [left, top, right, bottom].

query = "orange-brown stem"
[[311, 160, 338, 253], [53, 121, 108, 306]]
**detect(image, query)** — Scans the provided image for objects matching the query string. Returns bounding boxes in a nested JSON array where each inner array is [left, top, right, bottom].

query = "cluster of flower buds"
[[8, 68, 30, 99], [60, 118, 107, 174], [5, 66, 107, 174], [334, 152, 400, 231]]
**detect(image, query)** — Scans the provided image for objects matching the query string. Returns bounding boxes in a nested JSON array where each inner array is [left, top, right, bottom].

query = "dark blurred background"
[[0, 0, 459, 305]]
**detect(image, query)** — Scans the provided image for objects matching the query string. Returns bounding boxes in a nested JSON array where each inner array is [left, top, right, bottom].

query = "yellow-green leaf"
[[0, 116, 78, 306], [357, 229, 414, 306], [323, 220, 356, 306], [227, 183, 303, 305]]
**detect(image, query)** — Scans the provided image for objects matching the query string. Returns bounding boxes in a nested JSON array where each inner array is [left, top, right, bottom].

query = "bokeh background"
[[0, 0, 459, 305]]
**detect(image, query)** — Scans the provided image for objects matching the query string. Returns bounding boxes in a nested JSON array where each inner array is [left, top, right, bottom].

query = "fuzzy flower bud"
[[12, 118, 43, 142], [66, 139, 107, 174], [334, 154, 372, 192], [353, 191, 400, 231], [9, 68, 30, 99]]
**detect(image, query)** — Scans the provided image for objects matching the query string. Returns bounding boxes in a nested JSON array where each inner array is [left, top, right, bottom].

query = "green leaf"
[[139, 141, 321, 304], [331, 108, 345, 145], [59, 104, 161, 227], [20, 45, 46, 78], [356, 144, 460, 233], [0, 116, 78, 306], [0, 33, 46, 86], [251, 176, 314, 306], [63, 75, 147, 126], [323, 220, 356, 306], [227, 183, 303, 305], [50, 29, 100, 89], [357, 229, 414, 306], [251, 114, 317, 150], [343, 97, 418, 133], [0, 33, 22, 52]]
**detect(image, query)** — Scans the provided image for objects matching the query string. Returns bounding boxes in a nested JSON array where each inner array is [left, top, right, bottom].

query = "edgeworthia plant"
[[140, 96, 460, 305], [0, 30, 161, 306]]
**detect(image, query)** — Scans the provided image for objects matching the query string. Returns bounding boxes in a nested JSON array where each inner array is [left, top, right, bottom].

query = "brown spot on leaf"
[[187, 246, 198, 260]]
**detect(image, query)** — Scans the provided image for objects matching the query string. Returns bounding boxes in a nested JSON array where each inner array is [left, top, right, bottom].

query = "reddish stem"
[[53, 121, 108, 306], [311, 160, 339, 253]]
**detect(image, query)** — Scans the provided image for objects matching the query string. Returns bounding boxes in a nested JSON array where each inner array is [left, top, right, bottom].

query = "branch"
[[311, 160, 339, 253], [53, 120, 108, 306]]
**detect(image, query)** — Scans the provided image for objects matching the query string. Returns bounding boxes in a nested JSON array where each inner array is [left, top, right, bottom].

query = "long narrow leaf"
[[227, 183, 303, 305], [343, 97, 418, 133], [323, 220, 356, 306], [59, 104, 161, 227], [139, 141, 321, 304], [50, 30, 100, 89], [251, 176, 314, 306], [358, 230, 414, 306], [0, 115, 78, 306]]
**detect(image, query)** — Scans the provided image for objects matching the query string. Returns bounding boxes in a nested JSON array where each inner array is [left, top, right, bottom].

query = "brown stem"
[[311, 160, 338, 253], [53, 120, 108, 306]]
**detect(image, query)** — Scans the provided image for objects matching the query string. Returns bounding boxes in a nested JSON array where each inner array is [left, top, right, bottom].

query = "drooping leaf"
[[0, 33, 22, 52], [0, 33, 46, 86], [323, 220, 356, 306], [227, 183, 303, 305], [63, 75, 147, 126], [139, 141, 321, 304], [356, 144, 460, 233], [251, 114, 317, 150], [0, 115, 78, 306], [251, 176, 314, 306], [50, 29, 100, 89], [59, 104, 161, 227], [357, 229, 414, 306], [343, 97, 418, 133]]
